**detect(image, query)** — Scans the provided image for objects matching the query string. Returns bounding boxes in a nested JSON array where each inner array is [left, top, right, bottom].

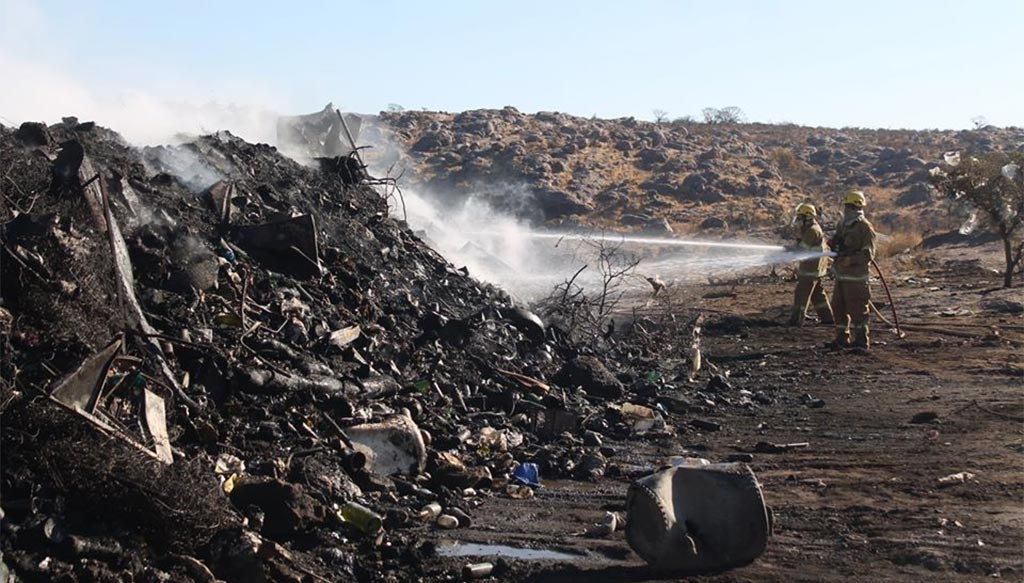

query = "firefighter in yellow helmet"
[[788, 203, 834, 326], [827, 190, 877, 350]]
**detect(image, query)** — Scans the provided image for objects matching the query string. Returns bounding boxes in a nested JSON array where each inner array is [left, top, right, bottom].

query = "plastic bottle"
[[338, 502, 383, 534]]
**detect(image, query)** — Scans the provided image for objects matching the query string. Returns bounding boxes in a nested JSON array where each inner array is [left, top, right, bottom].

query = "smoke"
[[0, 0, 283, 148], [0, 51, 282, 145], [142, 145, 224, 193], [395, 186, 580, 298], [388, 181, 810, 301], [353, 125, 805, 301]]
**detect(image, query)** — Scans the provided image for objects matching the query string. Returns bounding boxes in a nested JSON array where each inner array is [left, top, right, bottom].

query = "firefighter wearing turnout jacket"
[[788, 203, 834, 326], [828, 190, 877, 350]]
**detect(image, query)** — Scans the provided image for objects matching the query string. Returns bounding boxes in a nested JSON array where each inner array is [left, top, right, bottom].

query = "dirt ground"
[[419, 243, 1024, 582]]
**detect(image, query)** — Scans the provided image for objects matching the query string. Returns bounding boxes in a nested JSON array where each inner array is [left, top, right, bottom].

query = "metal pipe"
[[335, 109, 364, 170]]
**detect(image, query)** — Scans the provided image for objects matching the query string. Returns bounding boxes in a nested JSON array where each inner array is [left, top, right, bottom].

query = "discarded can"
[[447, 506, 473, 528], [418, 502, 442, 520], [625, 463, 770, 573], [436, 514, 459, 529], [338, 502, 383, 534], [462, 562, 494, 580]]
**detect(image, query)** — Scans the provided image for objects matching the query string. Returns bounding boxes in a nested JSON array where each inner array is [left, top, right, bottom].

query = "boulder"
[[644, 217, 674, 234], [895, 183, 935, 207], [621, 213, 654, 227], [553, 356, 624, 399], [533, 187, 594, 220], [229, 479, 322, 538], [637, 148, 671, 168], [700, 216, 728, 230], [648, 130, 667, 147], [412, 130, 453, 152], [698, 148, 723, 162], [808, 148, 834, 165]]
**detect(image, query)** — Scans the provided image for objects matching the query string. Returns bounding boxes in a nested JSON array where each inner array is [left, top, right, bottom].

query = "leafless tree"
[[702, 106, 747, 124], [652, 109, 669, 124]]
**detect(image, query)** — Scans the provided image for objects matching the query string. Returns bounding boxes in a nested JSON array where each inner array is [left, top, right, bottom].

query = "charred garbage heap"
[[0, 119, 769, 583]]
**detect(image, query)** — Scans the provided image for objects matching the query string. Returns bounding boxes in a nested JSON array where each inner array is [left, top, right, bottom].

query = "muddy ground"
[[421, 244, 1024, 582]]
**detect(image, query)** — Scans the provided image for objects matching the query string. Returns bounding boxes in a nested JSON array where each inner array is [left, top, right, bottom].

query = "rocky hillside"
[[361, 108, 1024, 236]]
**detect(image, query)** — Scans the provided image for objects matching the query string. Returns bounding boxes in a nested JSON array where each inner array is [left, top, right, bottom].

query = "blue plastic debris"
[[512, 462, 541, 488]]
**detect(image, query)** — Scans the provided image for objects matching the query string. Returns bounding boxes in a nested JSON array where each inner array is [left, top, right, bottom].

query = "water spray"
[[519, 231, 788, 252]]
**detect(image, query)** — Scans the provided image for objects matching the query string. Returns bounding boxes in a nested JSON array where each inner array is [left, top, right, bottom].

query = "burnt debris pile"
[[0, 120, 760, 582]]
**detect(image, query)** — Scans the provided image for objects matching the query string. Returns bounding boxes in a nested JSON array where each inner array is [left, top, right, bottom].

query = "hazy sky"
[[2, 0, 1021, 140]]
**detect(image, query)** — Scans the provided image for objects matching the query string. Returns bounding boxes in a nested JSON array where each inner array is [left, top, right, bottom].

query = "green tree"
[[930, 151, 1024, 287]]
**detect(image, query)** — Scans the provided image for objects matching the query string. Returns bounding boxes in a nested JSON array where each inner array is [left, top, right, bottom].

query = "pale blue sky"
[[2, 0, 1021, 133]]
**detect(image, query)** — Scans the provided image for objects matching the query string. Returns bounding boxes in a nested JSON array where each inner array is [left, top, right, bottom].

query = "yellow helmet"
[[796, 203, 817, 217], [843, 190, 867, 207]]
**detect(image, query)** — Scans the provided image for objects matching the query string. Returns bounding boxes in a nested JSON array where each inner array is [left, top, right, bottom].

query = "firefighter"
[[828, 190, 877, 350], [788, 203, 834, 326]]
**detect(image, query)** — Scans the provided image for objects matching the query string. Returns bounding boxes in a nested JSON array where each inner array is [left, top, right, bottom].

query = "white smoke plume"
[[0, 50, 283, 145], [0, 0, 284, 146]]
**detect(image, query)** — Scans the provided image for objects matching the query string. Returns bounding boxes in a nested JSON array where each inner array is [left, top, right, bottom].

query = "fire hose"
[[869, 258, 905, 338]]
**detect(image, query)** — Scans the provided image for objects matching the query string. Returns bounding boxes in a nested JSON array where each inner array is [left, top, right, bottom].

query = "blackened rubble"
[[0, 119, 754, 582]]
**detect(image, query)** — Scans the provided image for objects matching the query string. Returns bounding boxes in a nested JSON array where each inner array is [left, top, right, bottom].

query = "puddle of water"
[[437, 541, 582, 561]]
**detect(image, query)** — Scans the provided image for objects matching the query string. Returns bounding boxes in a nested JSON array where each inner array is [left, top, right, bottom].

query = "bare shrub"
[[534, 235, 641, 347]]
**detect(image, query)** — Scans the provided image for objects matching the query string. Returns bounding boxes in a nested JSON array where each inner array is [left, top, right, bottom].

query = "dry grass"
[[770, 147, 816, 186], [877, 230, 923, 258]]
